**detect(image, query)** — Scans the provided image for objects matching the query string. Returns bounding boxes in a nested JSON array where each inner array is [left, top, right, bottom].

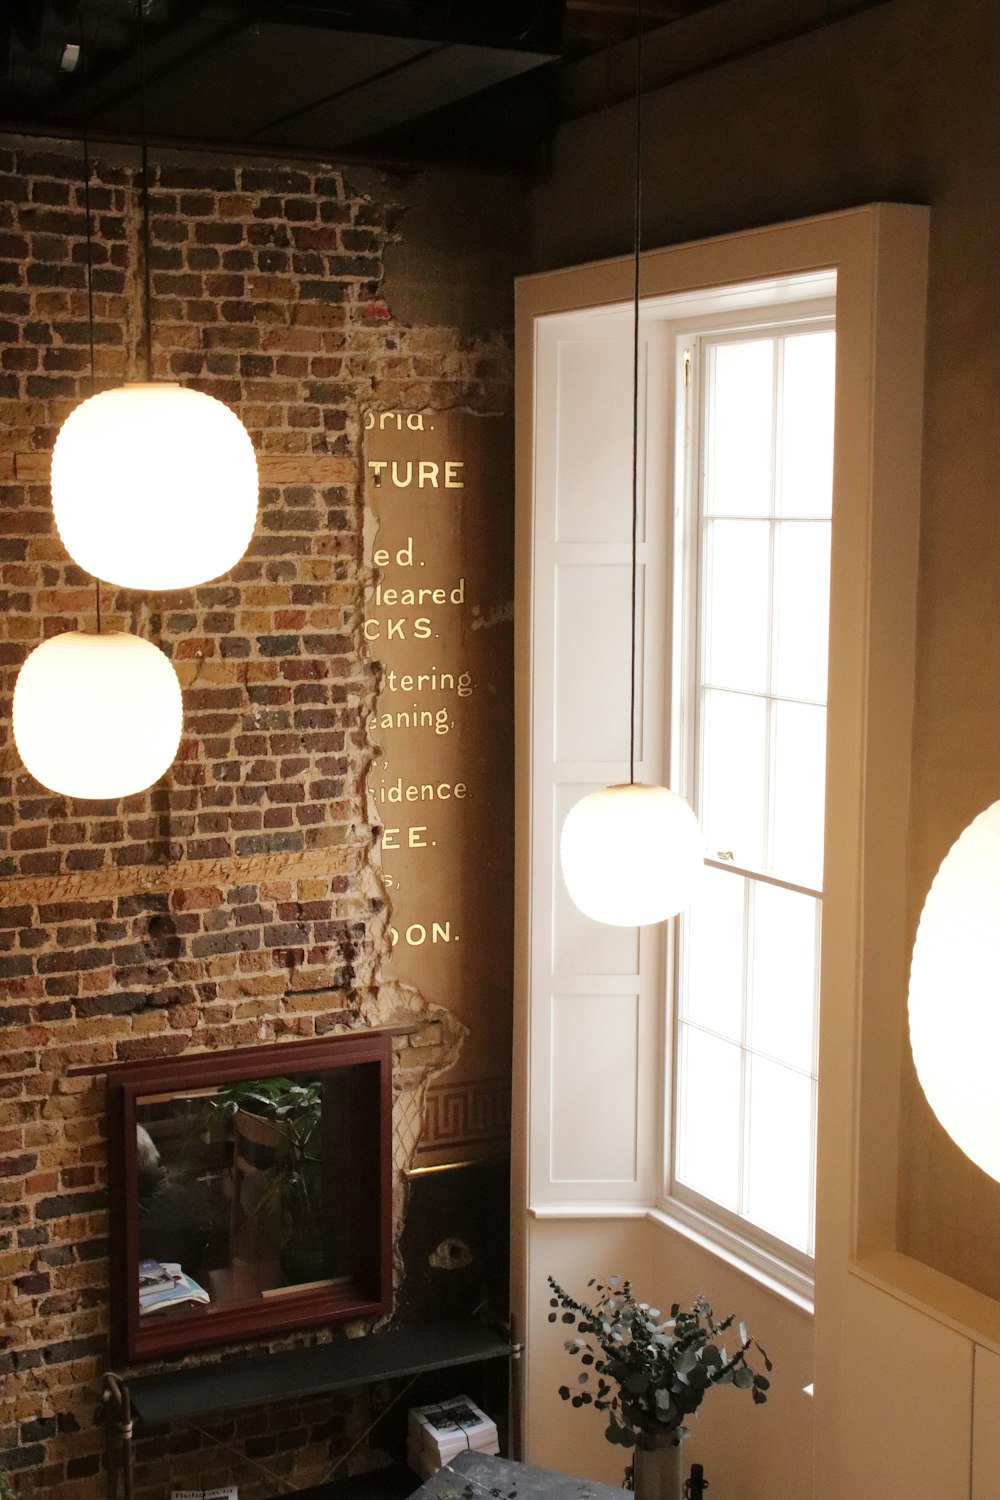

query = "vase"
[[279, 1236, 330, 1286], [633, 1441, 685, 1500]]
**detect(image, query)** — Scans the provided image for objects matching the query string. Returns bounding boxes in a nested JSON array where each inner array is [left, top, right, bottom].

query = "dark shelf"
[[124, 1323, 512, 1426], [270, 1461, 418, 1500]]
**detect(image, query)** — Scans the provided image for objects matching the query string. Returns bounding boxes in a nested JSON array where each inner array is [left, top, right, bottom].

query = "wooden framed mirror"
[[108, 1032, 393, 1363]]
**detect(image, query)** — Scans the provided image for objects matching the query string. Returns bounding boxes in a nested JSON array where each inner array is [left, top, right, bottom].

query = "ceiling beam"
[[564, 0, 714, 42]]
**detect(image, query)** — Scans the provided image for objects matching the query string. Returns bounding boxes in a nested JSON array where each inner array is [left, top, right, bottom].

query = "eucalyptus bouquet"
[[548, 1274, 772, 1449]]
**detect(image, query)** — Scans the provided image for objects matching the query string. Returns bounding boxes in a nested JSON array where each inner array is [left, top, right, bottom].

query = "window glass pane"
[[745, 1055, 814, 1253], [675, 1024, 742, 1211], [778, 330, 836, 518], [682, 865, 745, 1042], [703, 519, 770, 692], [748, 883, 818, 1072], [672, 308, 833, 1263], [773, 521, 831, 703], [702, 689, 767, 868], [705, 339, 774, 517], [770, 700, 826, 884]]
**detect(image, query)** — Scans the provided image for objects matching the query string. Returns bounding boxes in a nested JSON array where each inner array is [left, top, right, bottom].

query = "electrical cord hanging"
[[628, 0, 644, 786], [136, 0, 154, 381], [80, 12, 101, 634]]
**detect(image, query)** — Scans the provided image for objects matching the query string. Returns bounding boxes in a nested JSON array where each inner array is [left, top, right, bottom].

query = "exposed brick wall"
[[0, 134, 515, 1499]]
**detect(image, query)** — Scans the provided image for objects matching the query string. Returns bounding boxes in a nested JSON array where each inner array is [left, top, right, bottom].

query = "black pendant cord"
[[628, 0, 644, 786], [136, 0, 154, 382], [81, 34, 102, 635]]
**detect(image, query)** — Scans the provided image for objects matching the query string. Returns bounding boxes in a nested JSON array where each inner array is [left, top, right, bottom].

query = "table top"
[[409, 1452, 626, 1500]]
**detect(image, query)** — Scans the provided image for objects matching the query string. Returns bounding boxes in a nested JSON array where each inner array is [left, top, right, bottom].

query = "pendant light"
[[908, 800, 1000, 1182], [12, 103, 183, 800], [49, 0, 258, 592], [13, 629, 183, 800], [560, 1, 702, 928]]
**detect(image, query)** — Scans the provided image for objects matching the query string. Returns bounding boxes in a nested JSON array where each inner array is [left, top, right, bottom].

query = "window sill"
[[528, 1198, 814, 1316]]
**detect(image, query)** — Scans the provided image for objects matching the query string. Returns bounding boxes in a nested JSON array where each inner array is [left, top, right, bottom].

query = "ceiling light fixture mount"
[[559, 0, 702, 928]]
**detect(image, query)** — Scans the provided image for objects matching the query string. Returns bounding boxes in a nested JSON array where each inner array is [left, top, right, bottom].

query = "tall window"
[[670, 317, 836, 1269]]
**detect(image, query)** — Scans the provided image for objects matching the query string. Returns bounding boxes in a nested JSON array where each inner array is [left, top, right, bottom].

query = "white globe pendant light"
[[48, 3, 257, 594], [559, 1, 701, 928], [561, 783, 703, 926], [13, 631, 183, 800], [51, 382, 258, 591], [908, 800, 1000, 1182]]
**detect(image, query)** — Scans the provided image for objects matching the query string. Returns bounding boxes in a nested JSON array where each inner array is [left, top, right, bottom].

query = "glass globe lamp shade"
[[13, 631, 183, 799], [908, 800, 1000, 1183], [51, 382, 258, 590], [560, 782, 703, 926]]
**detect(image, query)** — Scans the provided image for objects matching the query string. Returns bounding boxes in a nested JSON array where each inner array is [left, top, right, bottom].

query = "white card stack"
[[407, 1395, 499, 1479]]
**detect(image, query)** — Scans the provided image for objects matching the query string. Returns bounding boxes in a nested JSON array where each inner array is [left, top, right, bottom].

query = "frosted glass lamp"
[[561, 782, 703, 926], [908, 800, 1000, 1182], [51, 383, 258, 590], [13, 631, 183, 799]]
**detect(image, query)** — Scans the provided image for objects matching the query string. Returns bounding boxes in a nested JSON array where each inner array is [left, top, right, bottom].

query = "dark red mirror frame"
[[108, 1031, 394, 1364]]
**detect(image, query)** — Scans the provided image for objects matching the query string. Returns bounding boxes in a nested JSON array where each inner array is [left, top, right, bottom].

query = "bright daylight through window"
[[670, 316, 835, 1269]]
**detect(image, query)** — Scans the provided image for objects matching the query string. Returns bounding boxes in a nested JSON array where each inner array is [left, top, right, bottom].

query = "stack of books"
[[139, 1259, 211, 1316], [407, 1396, 499, 1479]]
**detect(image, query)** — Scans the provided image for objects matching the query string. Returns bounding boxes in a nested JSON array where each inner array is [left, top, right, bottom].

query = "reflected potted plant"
[[548, 1275, 771, 1500], [213, 1077, 331, 1284]]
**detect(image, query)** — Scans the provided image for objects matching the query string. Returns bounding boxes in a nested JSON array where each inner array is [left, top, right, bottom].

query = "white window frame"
[[513, 209, 928, 1379]]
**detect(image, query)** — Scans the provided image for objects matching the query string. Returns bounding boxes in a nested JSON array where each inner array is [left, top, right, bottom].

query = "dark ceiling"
[[0, 0, 728, 170]]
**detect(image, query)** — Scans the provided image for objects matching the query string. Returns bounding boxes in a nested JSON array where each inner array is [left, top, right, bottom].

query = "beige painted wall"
[[527, 1217, 814, 1497], [526, 0, 1000, 1319]]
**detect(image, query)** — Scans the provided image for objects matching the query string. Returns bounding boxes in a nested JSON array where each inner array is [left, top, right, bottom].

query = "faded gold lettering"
[[363, 410, 425, 431], [370, 776, 468, 803], [368, 709, 453, 736], [365, 616, 432, 642], [367, 458, 463, 489], [388, 921, 454, 948], [372, 576, 463, 607]]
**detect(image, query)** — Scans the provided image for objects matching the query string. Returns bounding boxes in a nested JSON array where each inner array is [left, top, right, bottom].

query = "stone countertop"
[[409, 1452, 626, 1500]]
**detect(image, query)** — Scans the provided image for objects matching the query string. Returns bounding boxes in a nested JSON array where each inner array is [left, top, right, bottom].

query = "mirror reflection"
[[135, 1069, 356, 1324]]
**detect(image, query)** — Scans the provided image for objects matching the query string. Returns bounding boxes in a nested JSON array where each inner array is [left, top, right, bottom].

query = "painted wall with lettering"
[[364, 410, 514, 1172]]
